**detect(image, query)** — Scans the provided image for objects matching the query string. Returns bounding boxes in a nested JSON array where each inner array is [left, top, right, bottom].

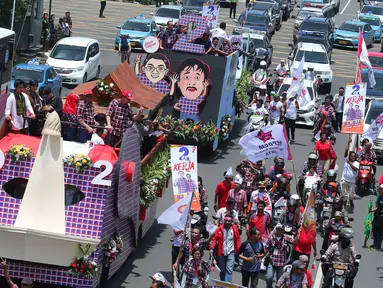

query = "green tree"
[[0, 0, 30, 29]]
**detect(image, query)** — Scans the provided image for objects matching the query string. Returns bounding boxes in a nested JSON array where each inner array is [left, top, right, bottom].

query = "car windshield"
[[362, 73, 383, 90], [122, 21, 150, 31], [184, 0, 206, 6], [239, 14, 266, 26], [250, 38, 265, 48], [338, 23, 360, 32], [295, 50, 328, 64], [369, 56, 383, 67], [278, 84, 314, 100], [360, 16, 381, 25], [50, 44, 86, 61], [12, 68, 44, 83], [297, 11, 323, 20], [155, 8, 180, 18], [300, 22, 327, 32], [366, 107, 383, 124], [297, 37, 328, 48], [252, 3, 273, 10], [361, 6, 383, 15]]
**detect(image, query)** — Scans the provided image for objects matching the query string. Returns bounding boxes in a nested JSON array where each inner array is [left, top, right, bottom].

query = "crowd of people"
[[42, 11, 73, 51]]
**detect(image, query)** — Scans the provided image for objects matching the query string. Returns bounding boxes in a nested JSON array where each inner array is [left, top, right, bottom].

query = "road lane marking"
[[313, 264, 323, 288], [340, 0, 352, 14]]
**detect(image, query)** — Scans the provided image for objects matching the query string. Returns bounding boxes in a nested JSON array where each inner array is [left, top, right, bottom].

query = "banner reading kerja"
[[170, 145, 200, 211], [341, 83, 366, 134]]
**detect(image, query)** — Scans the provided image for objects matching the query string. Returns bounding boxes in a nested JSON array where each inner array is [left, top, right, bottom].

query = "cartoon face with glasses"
[[134, 53, 178, 95]]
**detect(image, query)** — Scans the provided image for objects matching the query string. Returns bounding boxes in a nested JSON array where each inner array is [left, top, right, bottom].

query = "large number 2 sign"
[[91, 160, 113, 186], [173, 14, 207, 54]]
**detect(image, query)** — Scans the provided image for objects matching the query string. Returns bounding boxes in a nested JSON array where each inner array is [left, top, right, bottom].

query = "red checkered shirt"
[[181, 259, 210, 288], [106, 99, 133, 137], [181, 238, 209, 262], [228, 188, 248, 217], [179, 95, 204, 115], [76, 100, 95, 127], [265, 235, 294, 267], [137, 73, 170, 95]]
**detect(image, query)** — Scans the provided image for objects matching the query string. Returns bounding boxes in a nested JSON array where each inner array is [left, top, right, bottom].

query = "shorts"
[[341, 180, 355, 200]]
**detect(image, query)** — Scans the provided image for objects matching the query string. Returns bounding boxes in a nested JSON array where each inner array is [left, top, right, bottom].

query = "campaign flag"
[[364, 112, 383, 141], [358, 31, 376, 88], [170, 145, 200, 211], [211, 279, 246, 288], [157, 192, 193, 230], [202, 4, 219, 30], [364, 199, 373, 240], [239, 124, 292, 163], [287, 55, 305, 97], [341, 83, 366, 134], [297, 79, 311, 107], [301, 191, 317, 243]]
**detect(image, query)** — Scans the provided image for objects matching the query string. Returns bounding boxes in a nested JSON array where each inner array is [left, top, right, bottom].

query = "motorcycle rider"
[[322, 210, 346, 252], [271, 176, 290, 201], [275, 59, 288, 74], [317, 95, 335, 123], [285, 198, 303, 231], [320, 170, 342, 197], [248, 99, 269, 123], [357, 141, 377, 176], [305, 65, 315, 81], [259, 84, 269, 103], [321, 228, 359, 288], [300, 152, 323, 177]]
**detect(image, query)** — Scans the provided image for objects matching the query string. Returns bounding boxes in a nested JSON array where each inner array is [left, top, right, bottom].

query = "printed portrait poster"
[[202, 4, 220, 30], [170, 145, 201, 211], [211, 279, 246, 288], [342, 83, 366, 134]]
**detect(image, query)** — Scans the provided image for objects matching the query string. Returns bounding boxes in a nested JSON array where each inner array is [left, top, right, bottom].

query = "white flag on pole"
[[358, 31, 376, 88], [364, 112, 383, 141], [287, 55, 305, 97], [157, 193, 193, 230]]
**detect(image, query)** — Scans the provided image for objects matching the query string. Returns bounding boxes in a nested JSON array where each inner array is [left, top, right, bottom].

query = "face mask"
[[341, 241, 350, 249]]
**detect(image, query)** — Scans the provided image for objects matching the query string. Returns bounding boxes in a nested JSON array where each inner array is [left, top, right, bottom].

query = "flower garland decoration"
[[219, 115, 233, 142], [7, 145, 34, 162], [68, 244, 98, 279], [64, 153, 93, 173], [141, 147, 170, 208], [96, 79, 117, 106], [234, 70, 251, 117], [104, 235, 123, 266], [158, 116, 218, 143]]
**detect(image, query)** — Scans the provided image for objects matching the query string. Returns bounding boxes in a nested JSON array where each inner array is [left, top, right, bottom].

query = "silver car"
[[151, 5, 186, 27]]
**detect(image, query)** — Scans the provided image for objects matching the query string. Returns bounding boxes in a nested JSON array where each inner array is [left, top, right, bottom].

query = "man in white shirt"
[[5, 79, 35, 134], [275, 59, 288, 75], [284, 95, 299, 143], [333, 87, 345, 132], [342, 138, 359, 212], [268, 94, 284, 125], [210, 22, 228, 39], [216, 197, 239, 225], [249, 99, 269, 119]]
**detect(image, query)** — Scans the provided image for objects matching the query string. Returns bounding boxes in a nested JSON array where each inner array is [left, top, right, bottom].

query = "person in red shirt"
[[314, 132, 336, 181], [299, 255, 313, 288], [248, 200, 272, 244], [214, 168, 234, 211], [290, 227, 317, 263]]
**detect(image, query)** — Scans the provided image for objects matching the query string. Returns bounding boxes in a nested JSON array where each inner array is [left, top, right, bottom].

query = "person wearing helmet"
[[301, 152, 323, 177], [305, 65, 315, 81], [277, 260, 308, 288], [321, 228, 358, 288], [259, 84, 269, 103], [357, 141, 377, 176], [331, 196, 350, 225], [268, 159, 287, 182], [268, 94, 284, 125], [320, 170, 342, 197], [285, 198, 303, 230], [275, 59, 288, 75], [321, 210, 345, 252], [260, 60, 267, 71], [274, 176, 290, 200]]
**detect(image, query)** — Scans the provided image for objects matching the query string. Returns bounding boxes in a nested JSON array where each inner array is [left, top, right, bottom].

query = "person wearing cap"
[[150, 272, 167, 288], [267, 93, 284, 125], [283, 93, 299, 144], [1, 258, 33, 288], [210, 214, 241, 283], [236, 228, 264, 288], [248, 181, 272, 213], [76, 90, 96, 143], [275, 59, 288, 75], [214, 168, 234, 211], [181, 246, 210, 288], [277, 260, 308, 288], [372, 184, 383, 250], [299, 255, 313, 288], [216, 197, 239, 225], [228, 175, 248, 218], [342, 138, 359, 212], [265, 223, 298, 288], [333, 87, 345, 132], [106, 89, 143, 147]]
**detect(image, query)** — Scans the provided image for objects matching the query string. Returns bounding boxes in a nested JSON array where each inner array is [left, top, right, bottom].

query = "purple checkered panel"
[[172, 14, 207, 54]]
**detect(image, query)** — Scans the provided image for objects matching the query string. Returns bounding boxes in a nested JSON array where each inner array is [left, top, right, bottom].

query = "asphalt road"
[[44, 0, 383, 287]]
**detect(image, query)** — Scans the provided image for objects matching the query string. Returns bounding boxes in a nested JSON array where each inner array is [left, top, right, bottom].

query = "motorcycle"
[[246, 106, 267, 133], [321, 254, 361, 288], [274, 69, 289, 91], [248, 47, 269, 73], [356, 160, 375, 197], [301, 175, 320, 206], [318, 196, 335, 237], [252, 68, 270, 90]]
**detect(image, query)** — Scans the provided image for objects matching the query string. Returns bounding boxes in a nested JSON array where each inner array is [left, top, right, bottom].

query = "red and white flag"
[[357, 31, 376, 87]]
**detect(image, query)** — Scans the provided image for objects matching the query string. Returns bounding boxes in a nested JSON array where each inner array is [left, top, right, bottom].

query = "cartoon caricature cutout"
[[134, 53, 178, 95], [174, 58, 212, 123]]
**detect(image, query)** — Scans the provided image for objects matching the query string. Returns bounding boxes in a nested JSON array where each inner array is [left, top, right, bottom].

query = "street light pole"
[[49, 0, 52, 18], [11, 0, 16, 31]]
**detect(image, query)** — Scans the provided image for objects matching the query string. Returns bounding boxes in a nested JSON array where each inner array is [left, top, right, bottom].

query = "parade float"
[[0, 73, 169, 286]]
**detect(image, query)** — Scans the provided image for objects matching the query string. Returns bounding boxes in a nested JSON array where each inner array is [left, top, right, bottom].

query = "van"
[[46, 37, 101, 85]]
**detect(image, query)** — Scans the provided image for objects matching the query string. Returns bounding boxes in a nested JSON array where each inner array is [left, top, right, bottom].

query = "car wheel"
[[96, 66, 101, 79], [83, 73, 88, 84]]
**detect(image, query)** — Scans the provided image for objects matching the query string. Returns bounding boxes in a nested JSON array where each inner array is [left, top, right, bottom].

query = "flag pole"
[[173, 191, 194, 287]]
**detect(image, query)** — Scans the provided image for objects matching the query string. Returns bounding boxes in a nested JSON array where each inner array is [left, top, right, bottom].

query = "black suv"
[[251, 1, 283, 31], [294, 16, 334, 44]]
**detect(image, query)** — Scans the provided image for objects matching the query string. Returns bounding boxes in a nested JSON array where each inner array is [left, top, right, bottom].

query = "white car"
[[46, 37, 101, 85], [277, 77, 319, 127], [358, 100, 383, 161], [288, 42, 333, 93], [151, 5, 186, 27]]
